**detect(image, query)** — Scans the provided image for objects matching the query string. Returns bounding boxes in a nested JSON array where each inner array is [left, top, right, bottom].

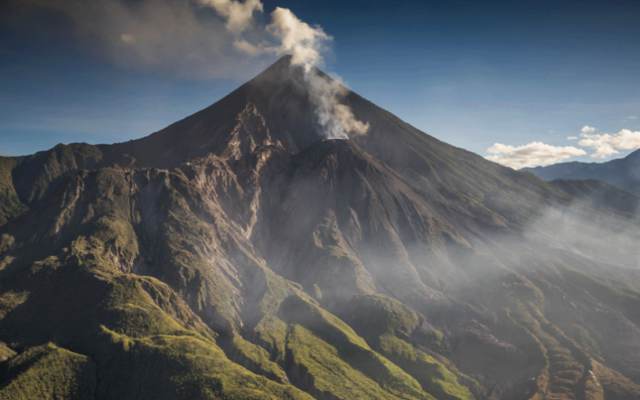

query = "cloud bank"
[[486, 142, 586, 169], [577, 125, 640, 159], [487, 125, 640, 168]]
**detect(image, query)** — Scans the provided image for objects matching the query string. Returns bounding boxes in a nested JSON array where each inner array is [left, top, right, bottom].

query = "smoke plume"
[[267, 7, 328, 70], [265, 7, 369, 139], [195, 1, 370, 139], [305, 72, 370, 139], [231, 5, 369, 139]]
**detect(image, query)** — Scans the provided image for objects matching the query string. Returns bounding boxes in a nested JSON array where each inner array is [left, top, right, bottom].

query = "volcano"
[[1, 57, 639, 400]]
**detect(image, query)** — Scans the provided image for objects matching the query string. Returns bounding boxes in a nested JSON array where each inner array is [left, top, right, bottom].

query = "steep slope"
[[0, 56, 639, 400], [526, 150, 640, 195]]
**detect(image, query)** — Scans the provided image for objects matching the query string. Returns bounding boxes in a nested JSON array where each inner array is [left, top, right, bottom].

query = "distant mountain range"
[[526, 149, 640, 195], [1, 57, 639, 400]]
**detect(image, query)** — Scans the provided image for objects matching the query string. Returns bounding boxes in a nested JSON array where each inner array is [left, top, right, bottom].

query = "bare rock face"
[[0, 57, 639, 400]]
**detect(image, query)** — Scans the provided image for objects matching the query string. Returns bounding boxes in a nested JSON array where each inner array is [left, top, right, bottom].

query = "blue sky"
[[1, 0, 640, 167]]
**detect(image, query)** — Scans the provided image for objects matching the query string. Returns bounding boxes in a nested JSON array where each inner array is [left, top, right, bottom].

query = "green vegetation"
[[0, 260, 313, 399], [379, 334, 473, 400], [338, 295, 473, 400], [0, 343, 95, 400], [286, 324, 429, 400], [225, 333, 289, 383], [95, 328, 312, 400], [0, 157, 25, 226], [280, 295, 432, 399]]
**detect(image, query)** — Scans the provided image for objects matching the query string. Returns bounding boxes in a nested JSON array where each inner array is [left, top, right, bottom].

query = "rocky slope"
[[0, 57, 639, 400]]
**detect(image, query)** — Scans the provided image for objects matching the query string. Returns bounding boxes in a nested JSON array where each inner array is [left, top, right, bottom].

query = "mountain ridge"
[[525, 149, 640, 195]]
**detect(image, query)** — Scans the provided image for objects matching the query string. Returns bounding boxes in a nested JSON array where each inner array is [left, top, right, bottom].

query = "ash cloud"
[[11, 0, 265, 79], [11, 0, 369, 139]]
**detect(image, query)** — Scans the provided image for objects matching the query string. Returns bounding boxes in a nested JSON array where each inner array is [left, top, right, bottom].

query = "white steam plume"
[[230, 5, 369, 139], [267, 7, 329, 70], [305, 72, 370, 139], [193, 1, 369, 139], [265, 7, 369, 139]]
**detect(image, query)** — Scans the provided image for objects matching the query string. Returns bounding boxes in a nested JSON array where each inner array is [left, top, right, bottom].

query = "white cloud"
[[486, 142, 586, 169], [578, 125, 640, 159], [488, 124, 640, 168]]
